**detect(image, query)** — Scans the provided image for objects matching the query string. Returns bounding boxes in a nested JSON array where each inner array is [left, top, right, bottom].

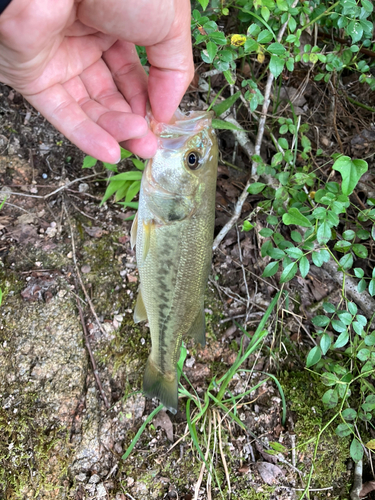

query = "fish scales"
[[132, 109, 218, 413]]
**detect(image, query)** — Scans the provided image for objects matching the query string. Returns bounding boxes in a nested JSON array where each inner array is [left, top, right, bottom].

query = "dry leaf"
[[153, 410, 174, 442], [257, 462, 284, 485]]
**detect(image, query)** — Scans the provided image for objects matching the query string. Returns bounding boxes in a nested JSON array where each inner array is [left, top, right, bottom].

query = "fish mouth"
[[148, 109, 214, 140]]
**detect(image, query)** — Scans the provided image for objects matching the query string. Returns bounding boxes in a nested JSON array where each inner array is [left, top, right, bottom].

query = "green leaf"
[[248, 182, 266, 194], [352, 244, 368, 258], [132, 158, 145, 171], [337, 311, 353, 326], [206, 41, 218, 62], [269, 55, 285, 78], [343, 230, 356, 241], [312, 315, 330, 327], [110, 171, 143, 181], [348, 302, 357, 316], [347, 21, 363, 43], [197, 0, 209, 10], [369, 280, 375, 296], [291, 230, 302, 243], [212, 119, 243, 131], [342, 408, 357, 421], [312, 251, 323, 267], [339, 253, 353, 270], [82, 155, 98, 169], [262, 261, 279, 278], [358, 279, 367, 293], [285, 247, 304, 259], [335, 423, 354, 437], [306, 346, 321, 367], [357, 348, 371, 361], [223, 70, 236, 85], [268, 247, 286, 260], [242, 220, 254, 232], [261, 5, 270, 21], [259, 228, 274, 237], [125, 181, 141, 203], [322, 388, 338, 408], [267, 43, 286, 55], [320, 333, 331, 355], [244, 38, 259, 53], [350, 438, 364, 462], [280, 262, 298, 283], [212, 92, 242, 119], [100, 180, 125, 205], [317, 221, 332, 244], [257, 29, 273, 44], [332, 320, 347, 333], [354, 268, 364, 278], [323, 302, 336, 314], [299, 256, 310, 278], [282, 208, 312, 227], [321, 372, 338, 386], [332, 156, 368, 195], [121, 147, 133, 159], [334, 330, 349, 348]]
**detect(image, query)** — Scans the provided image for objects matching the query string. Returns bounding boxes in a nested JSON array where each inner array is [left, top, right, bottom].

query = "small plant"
[[82, 147, 146, 217]]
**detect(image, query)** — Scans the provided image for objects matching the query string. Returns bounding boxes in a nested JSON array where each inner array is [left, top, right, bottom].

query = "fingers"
[[146, 0, 194, 123], [121, 132, 158, 160], [103, 41, 148, 117], [26, 84, 120, 163]]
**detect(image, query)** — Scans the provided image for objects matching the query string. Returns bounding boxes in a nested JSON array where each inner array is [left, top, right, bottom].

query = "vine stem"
[[212, 0, 299, 251]]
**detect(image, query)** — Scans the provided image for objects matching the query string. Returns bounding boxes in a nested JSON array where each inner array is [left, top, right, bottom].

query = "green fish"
[[131, 109, 218, 413]]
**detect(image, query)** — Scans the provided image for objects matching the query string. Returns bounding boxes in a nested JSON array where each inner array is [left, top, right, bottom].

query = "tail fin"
[[143, 357, 178, 414]]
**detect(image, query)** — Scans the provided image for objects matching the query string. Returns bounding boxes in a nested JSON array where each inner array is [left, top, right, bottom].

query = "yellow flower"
[[257, 52, 265, 63], [231, 34, 246, 46]]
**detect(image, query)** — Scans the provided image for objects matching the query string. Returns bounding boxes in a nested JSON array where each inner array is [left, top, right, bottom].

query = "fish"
[[131, 109, 218, 413]]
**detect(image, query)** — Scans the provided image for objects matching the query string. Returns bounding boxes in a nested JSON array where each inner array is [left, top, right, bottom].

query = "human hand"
[[0, 0, 194, 162]]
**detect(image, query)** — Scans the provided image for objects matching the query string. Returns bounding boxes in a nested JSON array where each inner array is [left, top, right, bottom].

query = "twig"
[[63, 201, 110, 408], [236, 226, 251, 322], [217, 409, 231, 495], [193, 412, 212, 500], [213, 1, 299, 251], [3, 172, 100, 201], [350, 459, 362, 500], [76, 294, 110, 409]]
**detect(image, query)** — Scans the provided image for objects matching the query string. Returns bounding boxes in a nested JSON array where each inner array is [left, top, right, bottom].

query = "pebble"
[[89, 473, 100, 484], [75, 473, 87, 482], [79, 183, 89, 193], [96, 483, 107, 498], [81, 265, 91, 274]]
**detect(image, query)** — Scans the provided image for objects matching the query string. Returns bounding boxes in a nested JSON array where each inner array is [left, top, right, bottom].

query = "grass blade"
[[122, 403, 163, 460]]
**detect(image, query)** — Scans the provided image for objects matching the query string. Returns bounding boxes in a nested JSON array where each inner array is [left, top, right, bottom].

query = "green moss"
[[0, 392, 71, 499], [281, 371, 351, 498]]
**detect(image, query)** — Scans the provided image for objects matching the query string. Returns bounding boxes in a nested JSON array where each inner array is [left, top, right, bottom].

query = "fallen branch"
[[350, 459, 362, 500]]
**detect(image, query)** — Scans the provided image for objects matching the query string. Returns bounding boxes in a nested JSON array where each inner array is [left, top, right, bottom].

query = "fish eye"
[[186, 150, 200, 170]]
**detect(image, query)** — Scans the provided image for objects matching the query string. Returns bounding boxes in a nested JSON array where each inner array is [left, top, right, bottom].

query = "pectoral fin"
[[134, 289, 148, 323], [130, 211, 138, 249], [142, 220, 154, 261], [186, 307, 206, 346]]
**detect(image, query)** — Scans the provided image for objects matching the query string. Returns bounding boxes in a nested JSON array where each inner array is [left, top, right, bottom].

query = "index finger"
[[146, 0, 194, 123]]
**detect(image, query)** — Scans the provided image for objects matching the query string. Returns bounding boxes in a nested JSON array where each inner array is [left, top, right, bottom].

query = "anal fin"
[[134, 288, 148, 323], [186, 307, 206, 346]]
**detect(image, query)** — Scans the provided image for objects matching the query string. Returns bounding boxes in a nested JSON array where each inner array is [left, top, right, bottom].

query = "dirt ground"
[[0, 62, 375, 500]]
